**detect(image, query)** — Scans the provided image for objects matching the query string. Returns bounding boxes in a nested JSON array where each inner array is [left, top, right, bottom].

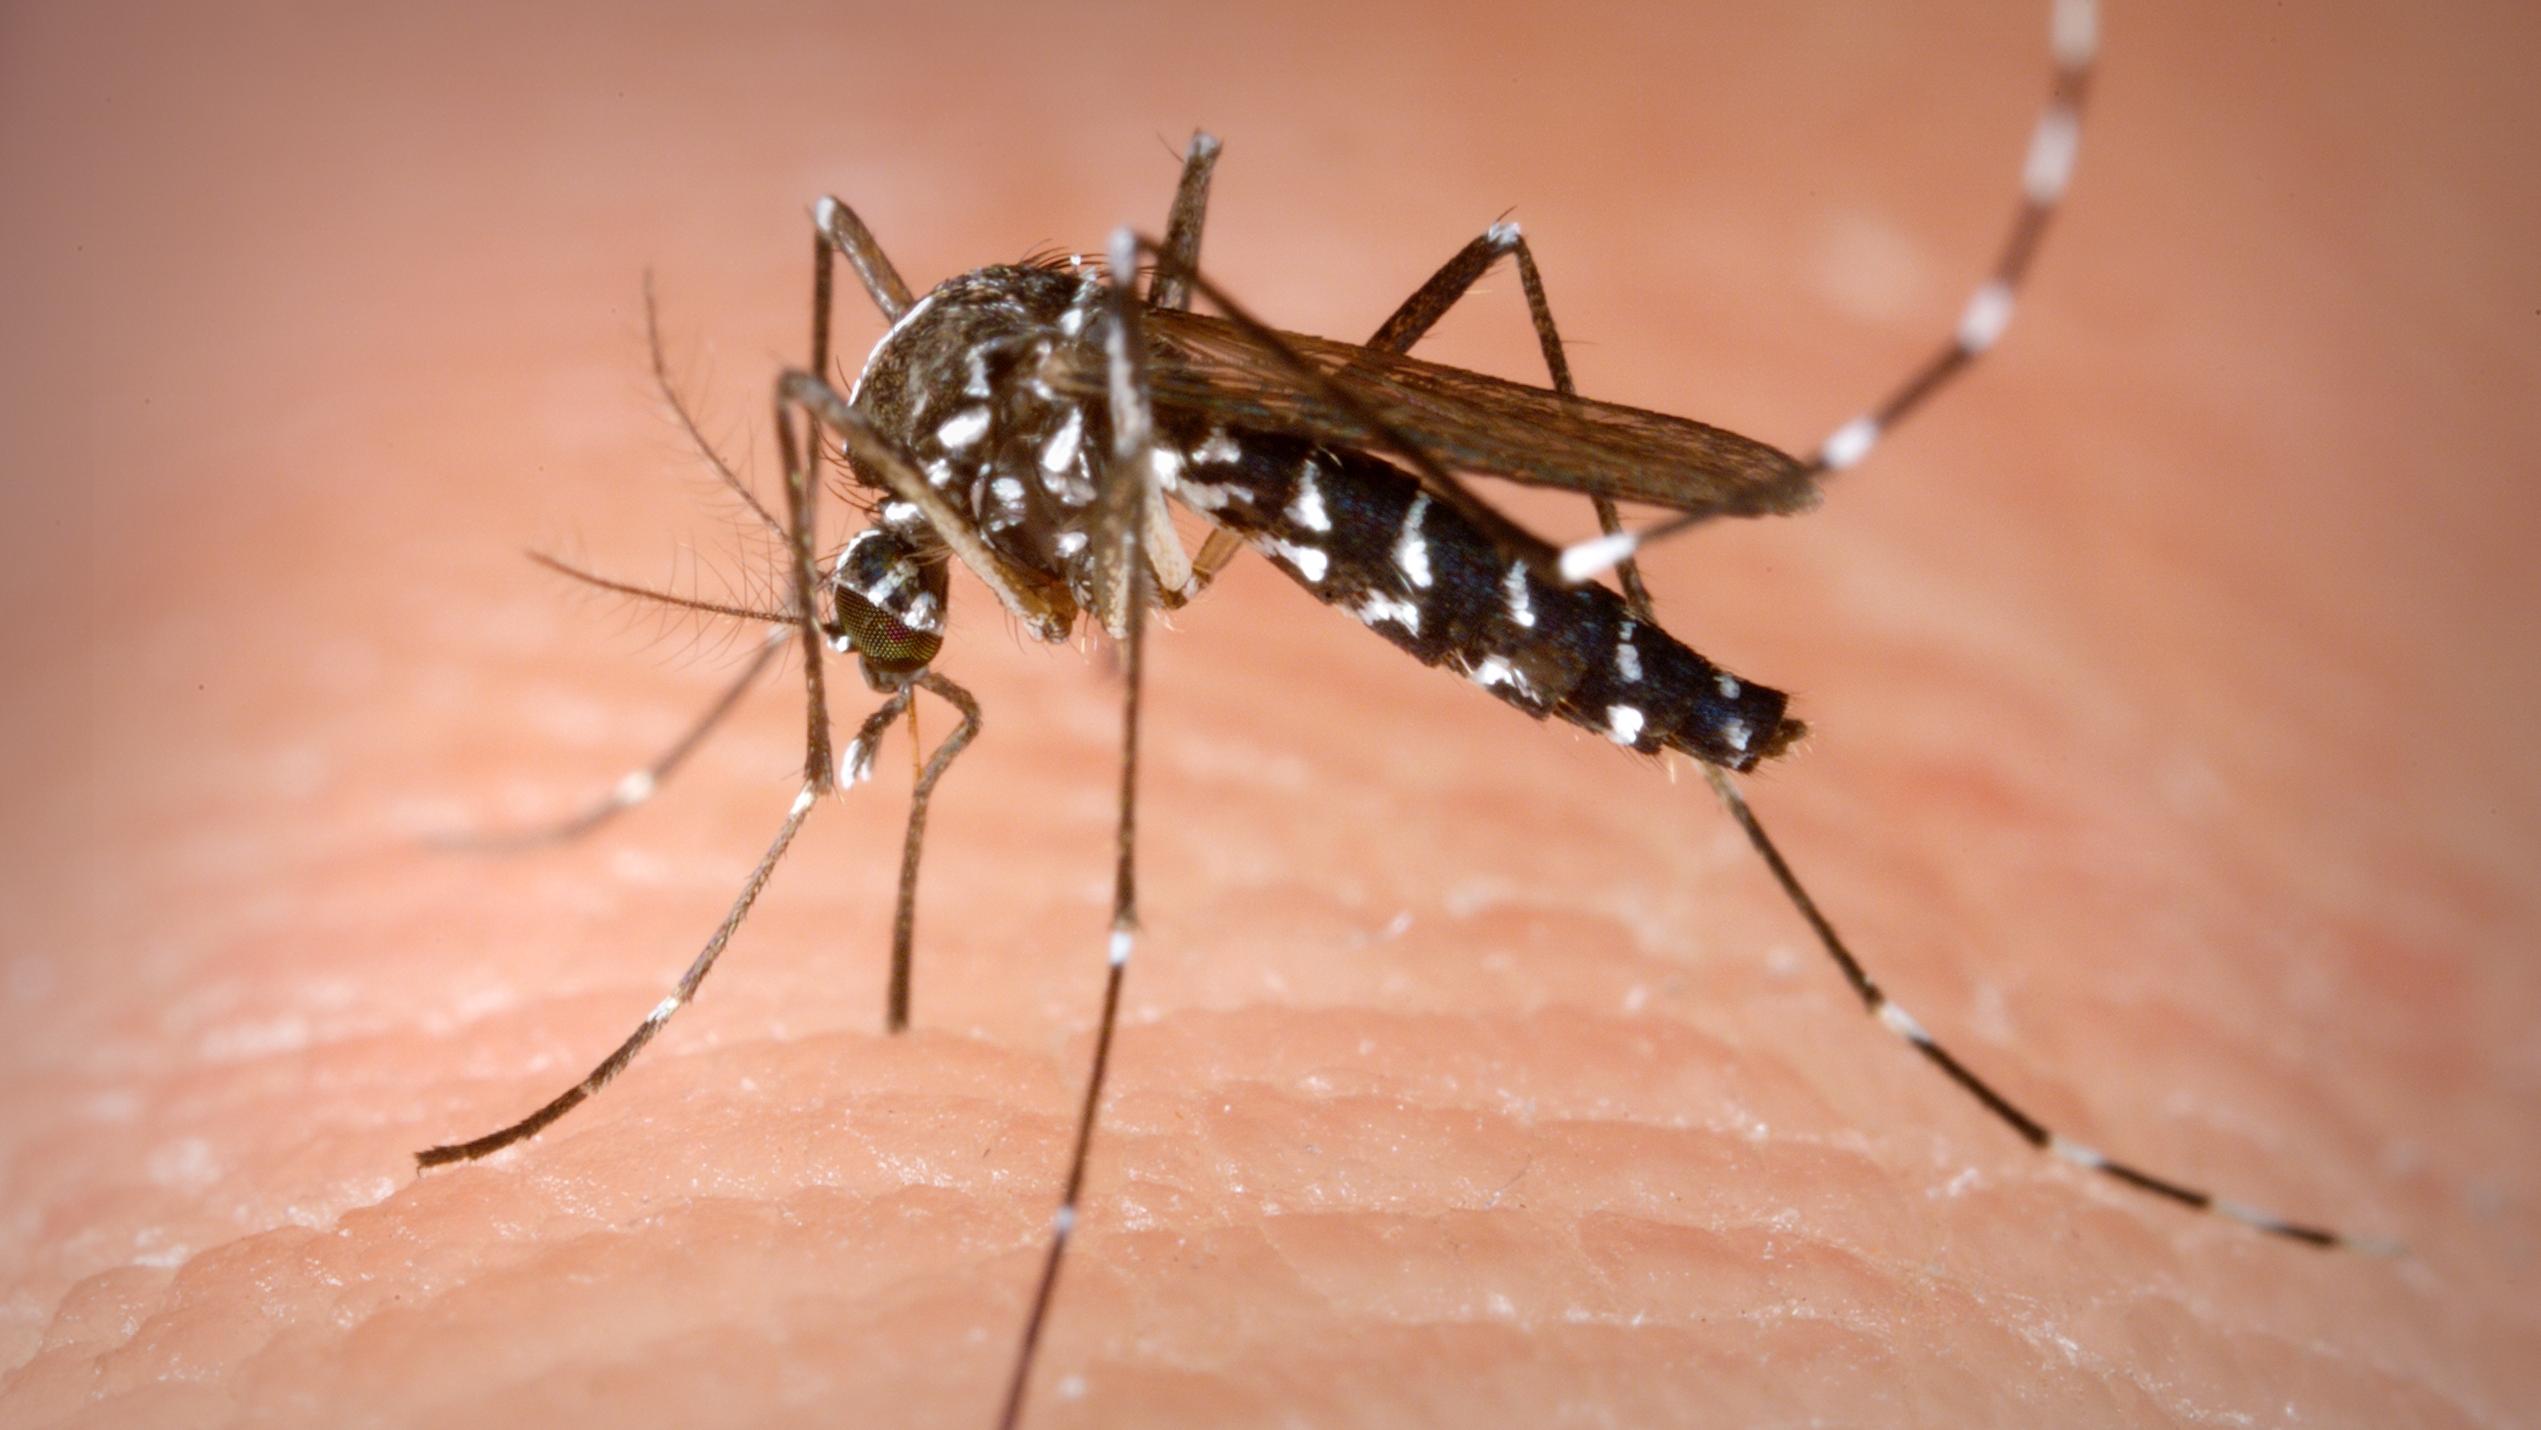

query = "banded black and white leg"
[[431, 273, 808, 854], [417, 295, 882, 1166], [1658, 5, 2374, 1249], [1340, 93, 2380, 1251], [1696, 762, 2388, 1250], [803, 193, 1025, 1030], [1561, 0, 2103, 583], [1358, 214, 1656, 614], [996, 226, 1164, 1430], [428, 621, 792, 852], [413, 687, 919, 1168], [417, 228, 917, 1163], [877, 671, 983, 1031]]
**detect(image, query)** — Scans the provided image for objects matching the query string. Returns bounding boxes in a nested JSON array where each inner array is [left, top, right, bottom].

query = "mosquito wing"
[[1055, 308, 1818, 521]]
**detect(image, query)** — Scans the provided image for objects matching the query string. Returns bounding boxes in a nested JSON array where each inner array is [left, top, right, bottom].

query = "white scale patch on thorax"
[[844, 290, 941, 407], [1039, 405, 1084, 472], [984, 475, 1028, 530], [936, 406, 990, 449]]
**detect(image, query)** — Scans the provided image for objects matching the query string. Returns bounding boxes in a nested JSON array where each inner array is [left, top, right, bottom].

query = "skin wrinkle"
[[1000, 1081, 2382, 1420], [6, 0, 2533, 1426]]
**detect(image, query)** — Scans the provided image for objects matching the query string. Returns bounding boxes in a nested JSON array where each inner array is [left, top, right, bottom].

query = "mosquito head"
[[827, 525, 949, 690]]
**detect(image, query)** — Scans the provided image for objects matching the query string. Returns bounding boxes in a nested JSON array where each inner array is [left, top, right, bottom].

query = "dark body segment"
[[845, 264, 1117, 611], [842, 260, 1798, 772], [1169, 420, 1799, 771]]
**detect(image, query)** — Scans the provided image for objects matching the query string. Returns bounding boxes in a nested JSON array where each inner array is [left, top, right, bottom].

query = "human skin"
[[4, 1, 2536, 1426]]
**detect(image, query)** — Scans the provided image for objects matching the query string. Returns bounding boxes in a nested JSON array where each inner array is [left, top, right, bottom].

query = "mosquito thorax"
[[845, 261, 1117, 618]]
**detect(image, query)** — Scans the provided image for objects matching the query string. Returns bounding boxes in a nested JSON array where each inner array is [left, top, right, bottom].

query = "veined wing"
[[1053, 308, 1819, 521]]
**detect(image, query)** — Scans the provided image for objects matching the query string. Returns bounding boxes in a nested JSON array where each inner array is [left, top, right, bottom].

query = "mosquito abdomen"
[[1173, 424, 1797, 770]]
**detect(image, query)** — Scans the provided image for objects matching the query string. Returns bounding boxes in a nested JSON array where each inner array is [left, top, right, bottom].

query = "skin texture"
[[4, 1, 2536, 1425]]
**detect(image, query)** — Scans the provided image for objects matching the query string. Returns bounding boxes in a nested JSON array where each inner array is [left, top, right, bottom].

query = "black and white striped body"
[[843, 260, 1798, 770], [1173, 423, 1795, 770], [430, 24, 2381, 1411], [844, 263, 1116, 621]]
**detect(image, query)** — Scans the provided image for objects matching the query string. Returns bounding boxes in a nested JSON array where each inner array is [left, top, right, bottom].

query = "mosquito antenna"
[[526, 550, 793, 626], [644, 271, 790, 544]]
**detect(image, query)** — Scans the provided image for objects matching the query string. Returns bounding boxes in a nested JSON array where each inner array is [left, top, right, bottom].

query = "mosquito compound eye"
[[826, 528, 949, 683], [836, 589, 941, 673]]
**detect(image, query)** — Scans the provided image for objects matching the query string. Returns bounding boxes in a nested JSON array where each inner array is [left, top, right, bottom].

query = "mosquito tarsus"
[[416, 0, 2392, 1423]]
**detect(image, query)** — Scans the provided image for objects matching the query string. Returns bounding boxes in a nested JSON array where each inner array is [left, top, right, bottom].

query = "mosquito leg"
[[415, 688, 915, 1168], [811, 194, 916, 334], [783, 371, 1081, 642], [1698, 762, 2390, 1252], [419, 257, 865, 1162], [999, 227, 1158, 1430], [1360, 219, 1657, 615], [1186, 526, 1246, 589], [1133, 235, 1567, 582], [416, 774, 819, 1166], [881, 670, 984, 1033], [1510, 242, 1655, 615], [1148, 131, 1221, 313], [1348, 23, 2373, 1252], [802, 193, 918, 509], [1138, 131, 1229, 603], [774, 396, 836, 794], [429, 625, 791, 853], [1561, 0, 2102, 584]]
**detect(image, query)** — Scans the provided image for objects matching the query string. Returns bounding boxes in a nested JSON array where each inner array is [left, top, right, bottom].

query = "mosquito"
[[416, 0, 2387, 1422]]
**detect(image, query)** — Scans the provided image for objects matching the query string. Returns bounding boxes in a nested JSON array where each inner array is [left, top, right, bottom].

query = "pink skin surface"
[[5, 2, 2536, 1425]]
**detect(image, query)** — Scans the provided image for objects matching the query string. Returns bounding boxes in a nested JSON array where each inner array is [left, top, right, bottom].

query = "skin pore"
[[5, 2, 2534, 1425]]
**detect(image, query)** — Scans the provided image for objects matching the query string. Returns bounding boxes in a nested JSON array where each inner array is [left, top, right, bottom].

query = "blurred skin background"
[[3, 1, 2536, 1425]]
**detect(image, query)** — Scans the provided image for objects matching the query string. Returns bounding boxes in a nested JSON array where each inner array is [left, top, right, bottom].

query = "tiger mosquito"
[[415, 0, 2391, 1421]]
